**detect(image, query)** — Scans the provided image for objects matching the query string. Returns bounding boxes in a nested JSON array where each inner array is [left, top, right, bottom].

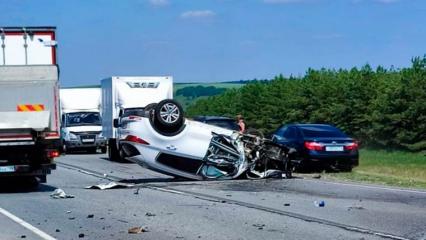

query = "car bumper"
[[65, 139, 107, 149], [0, 163, 56, 177]]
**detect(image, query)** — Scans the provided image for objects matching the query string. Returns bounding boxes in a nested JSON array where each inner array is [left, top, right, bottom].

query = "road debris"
[[20, 235, 26, 238], [87, 214, 94, 218], [78, 233, 85, 238], [252, 223, 265, 230], [85, 182, 134, 190], [283, 203, 290, 206], [348, 205, 365, 211], [145, 212, 156, 217], [66, 210, 72, 214], [128, 226, 147, 234], [314, 200, 325, 207], [55, 229, 60, 232], [50, 189, 75, 199], [134, 187, 140, 195]]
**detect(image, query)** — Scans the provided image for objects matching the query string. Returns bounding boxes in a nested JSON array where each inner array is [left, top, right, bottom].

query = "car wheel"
[[100, 146, 107, 154], [88, 147, 98, 154], [62, 141, 68, 154], [151, 99, 185, 135], [108, 139, 120, 161]]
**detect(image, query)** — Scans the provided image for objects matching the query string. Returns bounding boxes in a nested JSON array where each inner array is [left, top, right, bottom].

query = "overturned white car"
[[115, 99, 293, 180]]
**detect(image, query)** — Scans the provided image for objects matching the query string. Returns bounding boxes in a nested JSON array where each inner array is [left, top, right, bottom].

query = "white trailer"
[[0, 27, 60, 183], [101, 76, 173, 160], [60, 88, 107, 153]]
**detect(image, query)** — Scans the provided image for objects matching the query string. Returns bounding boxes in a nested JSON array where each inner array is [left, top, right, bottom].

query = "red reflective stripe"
[[50, 31, 56, 65], [0, 135, 32, 139], [26, 105, 36, 111], [53, 85, 59, 131], [44, 132, 59, 137]]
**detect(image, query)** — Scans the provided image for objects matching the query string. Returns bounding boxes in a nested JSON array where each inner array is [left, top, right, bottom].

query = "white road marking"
[[301, 178, 426, 194], [0, 207, 56, 240]]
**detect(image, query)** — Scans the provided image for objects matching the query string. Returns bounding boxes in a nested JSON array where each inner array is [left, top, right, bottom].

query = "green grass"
[[327, 149, 426, 189]]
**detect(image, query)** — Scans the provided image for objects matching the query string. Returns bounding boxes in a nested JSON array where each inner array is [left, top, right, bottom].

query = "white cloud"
[[149, 0, 169, 7], [180, 10, 216, 19]]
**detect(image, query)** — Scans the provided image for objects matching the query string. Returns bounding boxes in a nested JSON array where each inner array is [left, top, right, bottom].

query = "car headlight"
[[69, 133, 78, 140], [97, 133, 104, 139]]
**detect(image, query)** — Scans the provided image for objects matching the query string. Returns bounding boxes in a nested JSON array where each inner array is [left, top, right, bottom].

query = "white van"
[[60, 88, 107, 153]]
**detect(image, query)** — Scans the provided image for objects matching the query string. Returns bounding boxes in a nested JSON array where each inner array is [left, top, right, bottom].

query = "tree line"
[[187, 56, 426, 151]]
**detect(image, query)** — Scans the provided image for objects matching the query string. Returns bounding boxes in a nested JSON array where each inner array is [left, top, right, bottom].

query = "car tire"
[[100, 146, 107, 154], [151, 99, 185, 135], [108, 139, 120, 161], [62, 141, 68, 154], [88, 147, 98, 154]]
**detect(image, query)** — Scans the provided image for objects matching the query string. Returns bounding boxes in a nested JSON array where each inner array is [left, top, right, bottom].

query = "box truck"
[[101, 76, 173, 160], [60, 88, 107, 153], [0, 27, 60, 184]]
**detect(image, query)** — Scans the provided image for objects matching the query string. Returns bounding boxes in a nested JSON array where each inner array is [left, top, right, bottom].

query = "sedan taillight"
[[344, 142, 358, 151], [304, 141, 324, 151], [125, 135, 150, 145]]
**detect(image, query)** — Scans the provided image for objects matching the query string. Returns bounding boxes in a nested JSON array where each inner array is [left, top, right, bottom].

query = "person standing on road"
[[236, 114, 246, 134]]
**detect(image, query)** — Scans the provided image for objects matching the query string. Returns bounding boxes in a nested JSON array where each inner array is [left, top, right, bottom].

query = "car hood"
[[64, 125, 102, 133]]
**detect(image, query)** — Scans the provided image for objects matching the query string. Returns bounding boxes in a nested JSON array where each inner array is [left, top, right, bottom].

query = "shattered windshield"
[[65, 112, 102, 127]]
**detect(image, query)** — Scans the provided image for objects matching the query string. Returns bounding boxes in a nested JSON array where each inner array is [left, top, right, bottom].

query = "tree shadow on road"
[[0, 177, 56, 193]]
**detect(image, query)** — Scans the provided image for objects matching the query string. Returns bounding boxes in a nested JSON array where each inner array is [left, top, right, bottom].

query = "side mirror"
[[113, 118, 120, 128]]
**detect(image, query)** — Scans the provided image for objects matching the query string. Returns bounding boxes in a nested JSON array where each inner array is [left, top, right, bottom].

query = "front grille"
[[156, 153, 203, 174], [79, 135, 96, 144], [71, 131, 100, 135]]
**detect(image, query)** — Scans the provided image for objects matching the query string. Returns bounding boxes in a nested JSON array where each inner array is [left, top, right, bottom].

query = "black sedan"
[[272, 124, 359, 171]]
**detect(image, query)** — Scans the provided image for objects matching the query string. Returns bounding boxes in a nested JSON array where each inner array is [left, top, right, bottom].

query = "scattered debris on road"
[[50, 189, 75, 199], [283, 203, 290, 206], [145, 212, 156, 217], [128, 226, 147, 234], [85, 182, 134, 190], [314, 200, 325, 207], [252, 224, 265, 230], [87, 214, 94, 218], [347, 205, 365, 211], [55, 229, 60, 232], [78, 233, 85, 238]]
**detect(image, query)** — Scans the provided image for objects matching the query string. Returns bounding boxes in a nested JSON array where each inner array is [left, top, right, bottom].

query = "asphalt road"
[[0, 153, 425, 240]]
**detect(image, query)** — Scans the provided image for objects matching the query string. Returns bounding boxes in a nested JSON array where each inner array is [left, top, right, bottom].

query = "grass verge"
[[326, 149, 426, 189]]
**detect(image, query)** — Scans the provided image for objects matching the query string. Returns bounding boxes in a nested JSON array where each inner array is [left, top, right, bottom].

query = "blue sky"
[[1, 0, 425, 86]]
